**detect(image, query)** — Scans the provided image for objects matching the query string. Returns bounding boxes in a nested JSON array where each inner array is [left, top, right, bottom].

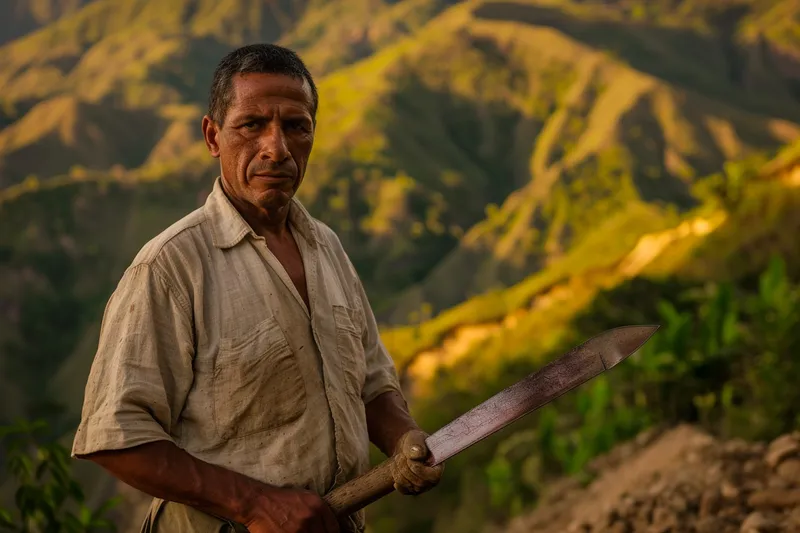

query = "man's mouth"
[[252, 173, 293, 184]]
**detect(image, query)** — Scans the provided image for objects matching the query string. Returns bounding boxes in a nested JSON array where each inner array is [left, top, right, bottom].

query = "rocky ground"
[[504, 425, 800, 533]]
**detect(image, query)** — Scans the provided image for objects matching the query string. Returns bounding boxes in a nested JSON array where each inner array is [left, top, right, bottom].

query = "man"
[[71, 43, 443, 533]]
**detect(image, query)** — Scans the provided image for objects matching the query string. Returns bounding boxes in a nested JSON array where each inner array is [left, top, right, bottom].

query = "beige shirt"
[[72, 177, 402, 530]]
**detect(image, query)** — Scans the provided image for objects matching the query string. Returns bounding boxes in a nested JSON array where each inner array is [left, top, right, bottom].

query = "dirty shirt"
[[71, 177, 403, 532]]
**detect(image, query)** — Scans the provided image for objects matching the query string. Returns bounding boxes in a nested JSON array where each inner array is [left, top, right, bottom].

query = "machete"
[[323, 324, 659, 518]]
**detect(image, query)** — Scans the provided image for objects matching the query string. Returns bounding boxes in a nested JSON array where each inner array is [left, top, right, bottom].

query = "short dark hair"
[[207, 43, 318, 125]]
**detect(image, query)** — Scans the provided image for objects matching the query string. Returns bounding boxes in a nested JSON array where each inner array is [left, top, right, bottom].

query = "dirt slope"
[[504, 425, 800, 533]]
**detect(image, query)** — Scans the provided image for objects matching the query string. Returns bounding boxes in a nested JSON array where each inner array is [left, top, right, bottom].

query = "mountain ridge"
[[3, 4, 800, 531]]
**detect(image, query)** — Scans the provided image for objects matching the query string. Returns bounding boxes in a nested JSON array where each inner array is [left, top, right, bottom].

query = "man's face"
[[202, 72, 315, 216]]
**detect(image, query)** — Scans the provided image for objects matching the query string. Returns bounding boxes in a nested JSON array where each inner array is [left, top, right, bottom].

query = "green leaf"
[[0, 509, 14, 529], [94, 495, 122, 516], [8, 453, 34, 480], [14, 485, 41, 519], [79, 505, 93, 525], [61, 512, 84, 533]]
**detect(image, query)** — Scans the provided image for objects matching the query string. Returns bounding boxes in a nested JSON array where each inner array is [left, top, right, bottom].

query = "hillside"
[[381, 147, 800, 394], [0, 0, 90, 45], [0, 0, 454, 174], [2, 2, 800, 533], [2, 0, 800, 436], [4, 0, 800, 316], [0, 95, 170, 187]]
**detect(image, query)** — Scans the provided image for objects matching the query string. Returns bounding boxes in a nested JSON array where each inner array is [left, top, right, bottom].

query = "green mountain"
[[2, 1, 800, 532], [0, 0, 90, 45], [2, 0, 800, 410]]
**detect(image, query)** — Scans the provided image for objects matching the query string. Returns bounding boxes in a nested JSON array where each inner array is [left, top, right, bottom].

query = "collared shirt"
[[72, 177, 402, 530]]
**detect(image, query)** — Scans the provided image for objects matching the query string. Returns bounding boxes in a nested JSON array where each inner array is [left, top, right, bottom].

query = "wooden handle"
[[323, 458, 395, 518]]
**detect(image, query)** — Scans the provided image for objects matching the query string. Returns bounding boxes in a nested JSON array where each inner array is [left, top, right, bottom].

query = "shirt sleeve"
[[354, 271, 403, 405], [71, 262, 194, 457]]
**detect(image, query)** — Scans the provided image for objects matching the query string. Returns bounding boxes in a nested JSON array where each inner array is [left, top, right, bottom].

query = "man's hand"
[[389, 429, 444, 495], [243, 487, 340, 533]]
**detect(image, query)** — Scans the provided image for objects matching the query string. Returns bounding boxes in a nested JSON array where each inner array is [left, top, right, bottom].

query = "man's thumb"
[[405, 432, 428, 460]]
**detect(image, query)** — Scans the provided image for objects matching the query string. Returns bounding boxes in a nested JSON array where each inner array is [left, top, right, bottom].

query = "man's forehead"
[[229, 72, 313, 112]]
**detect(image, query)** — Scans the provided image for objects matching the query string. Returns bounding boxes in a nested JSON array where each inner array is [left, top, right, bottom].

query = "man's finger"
[[394, 478, 417, 495], [396, 458, 426, 486], [397, 462, 426, 493], [408, 460, 443, 482], [390, 458, 412, 494], [392, 456, 424, 493]]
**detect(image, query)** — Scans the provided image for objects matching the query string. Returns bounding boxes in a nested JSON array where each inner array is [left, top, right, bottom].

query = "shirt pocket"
[[332, 304, 367, 400], [212, 315, 307, 440]]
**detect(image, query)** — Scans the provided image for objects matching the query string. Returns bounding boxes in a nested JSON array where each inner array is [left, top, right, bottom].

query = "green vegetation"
[[0, 419, 119, 532], [2, 1, 800, 532], [367, 255, 800, 533]]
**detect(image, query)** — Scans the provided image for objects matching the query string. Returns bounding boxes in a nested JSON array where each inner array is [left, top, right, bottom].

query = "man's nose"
[[258, 123, 290, 162]]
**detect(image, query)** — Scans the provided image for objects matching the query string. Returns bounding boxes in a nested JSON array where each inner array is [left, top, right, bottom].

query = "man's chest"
[[264, 230, 310, 310], [195, 237, 358, 340], [180, 239, 369, 446]]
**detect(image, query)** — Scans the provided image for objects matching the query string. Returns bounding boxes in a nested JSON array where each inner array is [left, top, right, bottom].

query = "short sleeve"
[[71, 263, 194, 457], [354, 274, 403, 404]]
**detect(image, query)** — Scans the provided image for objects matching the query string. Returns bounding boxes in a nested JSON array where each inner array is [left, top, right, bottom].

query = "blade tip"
[[602, 324, 661, 368]]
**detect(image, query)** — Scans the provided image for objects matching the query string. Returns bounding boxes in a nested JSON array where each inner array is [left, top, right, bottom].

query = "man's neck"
[[221, 179, 292, 240], [242, 203, 292, 241]]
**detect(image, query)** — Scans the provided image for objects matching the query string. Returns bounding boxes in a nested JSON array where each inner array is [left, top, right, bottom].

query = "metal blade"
[[425, 325, 659, 465]]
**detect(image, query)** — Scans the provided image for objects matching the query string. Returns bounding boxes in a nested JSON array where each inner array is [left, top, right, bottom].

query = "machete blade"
[[425, 325, 659, 466]]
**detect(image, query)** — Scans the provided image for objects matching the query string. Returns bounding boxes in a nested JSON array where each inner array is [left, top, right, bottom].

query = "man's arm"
[[350, 265, 444, 494], [364, 390, 444, 496], [364, 390, 420, 457], [79, 441, 264, 525], [79, 441, 338, 532]]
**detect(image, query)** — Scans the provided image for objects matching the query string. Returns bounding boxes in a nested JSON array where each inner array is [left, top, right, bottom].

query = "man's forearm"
[[79, 440, 263, 524], [365, 390, 421, 456]]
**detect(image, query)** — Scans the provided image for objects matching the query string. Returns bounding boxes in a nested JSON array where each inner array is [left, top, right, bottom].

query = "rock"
[[741, 478, 766, 493], [743, 459, 763, 475], [740, 511, 780, 533], [786, 507, 800, 528], [721, 481, 741, 500], [649, 506, 677, 532], [747, 488, 800, 509], [566, 520, 591, 533], [696, 516, 726, 533], [609, 521, 631, 533], [724, 439, 755, 459], [766, 475, 792, 489], [776, 458, 800, 485], [765, 435, 800, 469], [699, 489, 722, 518]]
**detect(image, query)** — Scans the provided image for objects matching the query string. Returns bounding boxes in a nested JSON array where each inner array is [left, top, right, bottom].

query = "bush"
[[0, 419, 120, 533]]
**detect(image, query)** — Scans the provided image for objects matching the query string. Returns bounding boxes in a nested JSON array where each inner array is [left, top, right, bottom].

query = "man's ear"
[[202, 115, 221, 158]]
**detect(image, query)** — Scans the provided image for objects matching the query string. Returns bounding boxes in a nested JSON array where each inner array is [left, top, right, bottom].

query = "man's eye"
[[287, 121, 309, 132], [243, 122, 258, 130]]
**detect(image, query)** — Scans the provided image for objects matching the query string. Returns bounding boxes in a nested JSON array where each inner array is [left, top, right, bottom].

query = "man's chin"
[[255, 189, 292, 212]]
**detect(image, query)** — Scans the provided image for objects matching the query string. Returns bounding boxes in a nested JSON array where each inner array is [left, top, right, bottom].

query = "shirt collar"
[[204, 176, 319, 249]]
